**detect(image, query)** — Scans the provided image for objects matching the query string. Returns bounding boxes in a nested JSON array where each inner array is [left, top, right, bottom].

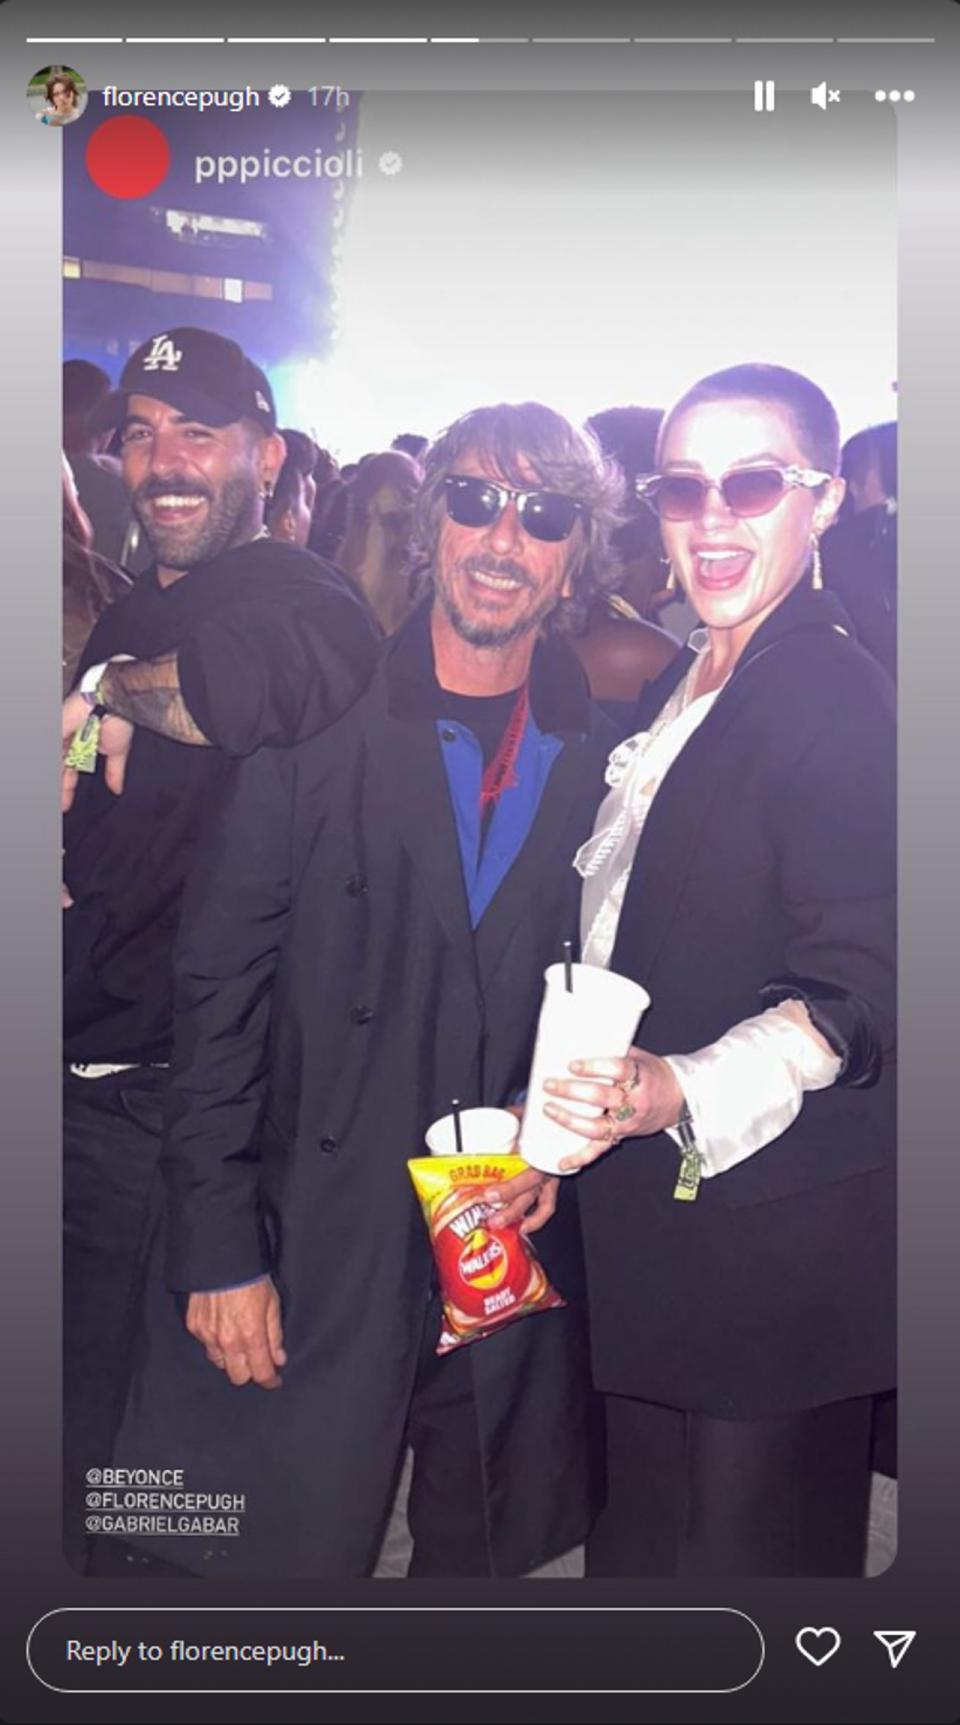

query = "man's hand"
[[184, 1278, 287, 1389], [482, 1165, 559, 1234], [62, 689, 135, 812], [97, 714, 135, 795], [477, 1103, 559, 1232]]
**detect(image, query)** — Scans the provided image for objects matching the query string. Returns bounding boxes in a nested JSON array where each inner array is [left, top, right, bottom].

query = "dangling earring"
[[664, 563, 678, 594], [262, 480, 274, 505], [810, 535, 823, 590]]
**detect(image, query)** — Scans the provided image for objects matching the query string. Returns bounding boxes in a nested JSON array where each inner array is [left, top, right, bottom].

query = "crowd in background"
[[59, 333, 897, 1584], [63, 354, 898, 705]]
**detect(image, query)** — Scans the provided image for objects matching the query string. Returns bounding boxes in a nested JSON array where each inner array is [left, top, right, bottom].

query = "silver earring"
[[810, 536, 823, 590]]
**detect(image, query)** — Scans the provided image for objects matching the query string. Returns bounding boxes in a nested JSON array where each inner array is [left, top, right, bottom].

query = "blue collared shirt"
[[436, 713, 564, 927]]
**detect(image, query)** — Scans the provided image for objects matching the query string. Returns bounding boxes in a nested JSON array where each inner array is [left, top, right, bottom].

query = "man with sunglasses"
[[109, 402, 622, 1579]]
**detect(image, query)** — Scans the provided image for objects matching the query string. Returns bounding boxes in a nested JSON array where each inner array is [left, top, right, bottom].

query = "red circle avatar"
[[85, 116, 170, 199]]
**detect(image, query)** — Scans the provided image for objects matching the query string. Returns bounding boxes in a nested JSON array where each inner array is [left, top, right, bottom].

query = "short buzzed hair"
[[658, 363, 842, 476]]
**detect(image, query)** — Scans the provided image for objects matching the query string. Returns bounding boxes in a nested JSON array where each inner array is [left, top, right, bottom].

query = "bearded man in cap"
[[61, 327, 379, 1569]]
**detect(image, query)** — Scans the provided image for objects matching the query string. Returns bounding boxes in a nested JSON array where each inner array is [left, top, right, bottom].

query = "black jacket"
[[576, 583, 897, 1418], [114, 609, 613, 1578], [64, 540, 380, 1062]]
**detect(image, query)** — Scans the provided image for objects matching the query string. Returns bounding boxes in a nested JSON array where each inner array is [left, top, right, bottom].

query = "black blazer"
[[576, 583, 897, 1418]]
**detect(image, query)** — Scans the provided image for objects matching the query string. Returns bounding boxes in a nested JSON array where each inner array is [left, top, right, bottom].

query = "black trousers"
[[404, 1298, 493, 1578], [587, 1391, 875, 1578], [63, 1067, 167, 1571]]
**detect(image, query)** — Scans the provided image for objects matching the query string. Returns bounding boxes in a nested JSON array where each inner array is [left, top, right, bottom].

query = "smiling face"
[[50, 80, 76, 112], [121, 394, 280, 572], [658, 397, 845, 661], [433, 449, 580, 649]]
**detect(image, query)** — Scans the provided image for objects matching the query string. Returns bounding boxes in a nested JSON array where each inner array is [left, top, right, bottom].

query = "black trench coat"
[[114, 608, 615, 1578]]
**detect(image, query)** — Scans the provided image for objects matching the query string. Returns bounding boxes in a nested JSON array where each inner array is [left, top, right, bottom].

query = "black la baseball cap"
[[89, 327, 277, 435]]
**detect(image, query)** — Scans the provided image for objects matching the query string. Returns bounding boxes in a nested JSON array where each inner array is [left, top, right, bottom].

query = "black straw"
[[451, 1098, 464, 1156], [563, 941, 574, 993]]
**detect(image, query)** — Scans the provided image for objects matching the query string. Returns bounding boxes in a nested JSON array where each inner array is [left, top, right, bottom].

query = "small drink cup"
[[520, 963, 650, 1176], [425, 1106, 520, 1158]]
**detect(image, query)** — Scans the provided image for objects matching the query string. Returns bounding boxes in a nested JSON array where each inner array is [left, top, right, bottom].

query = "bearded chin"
[[446, 602, 531, 648], [437, 575, 560, 648], [135, 474, 261, 567]]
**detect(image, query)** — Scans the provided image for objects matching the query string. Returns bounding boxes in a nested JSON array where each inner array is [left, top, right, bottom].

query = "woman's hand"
[[543, 1047, 685, 1172]]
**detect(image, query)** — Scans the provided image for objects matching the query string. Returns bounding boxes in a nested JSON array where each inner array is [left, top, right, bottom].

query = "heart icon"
[[796, 1626, 842, 1667]]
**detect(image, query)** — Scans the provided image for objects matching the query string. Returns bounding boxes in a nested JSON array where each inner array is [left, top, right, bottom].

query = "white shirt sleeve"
[[662, 1000, 841, 1177]]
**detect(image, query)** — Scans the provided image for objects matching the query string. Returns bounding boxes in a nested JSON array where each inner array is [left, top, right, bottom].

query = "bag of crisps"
[[408, 1151, 565, 1355]]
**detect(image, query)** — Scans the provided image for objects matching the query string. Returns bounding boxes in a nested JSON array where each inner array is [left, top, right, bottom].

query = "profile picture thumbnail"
[[28, 65, 88, 128]]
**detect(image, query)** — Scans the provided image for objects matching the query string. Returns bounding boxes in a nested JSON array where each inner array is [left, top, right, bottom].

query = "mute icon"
[[811, 82, 827, 109]]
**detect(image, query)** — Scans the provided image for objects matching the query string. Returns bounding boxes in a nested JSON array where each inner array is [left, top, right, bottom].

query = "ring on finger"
[[625, 1057, 642, 1094]]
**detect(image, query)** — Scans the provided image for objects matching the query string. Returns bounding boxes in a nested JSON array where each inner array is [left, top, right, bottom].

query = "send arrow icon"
[[874, 1631, 917, 1669]]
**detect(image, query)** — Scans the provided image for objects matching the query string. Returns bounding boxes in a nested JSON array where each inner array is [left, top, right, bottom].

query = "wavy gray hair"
[[413, 402, 625, 632]]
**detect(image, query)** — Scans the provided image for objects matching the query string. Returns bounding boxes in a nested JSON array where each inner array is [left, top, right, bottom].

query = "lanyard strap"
[[479, 684, 530, 810]]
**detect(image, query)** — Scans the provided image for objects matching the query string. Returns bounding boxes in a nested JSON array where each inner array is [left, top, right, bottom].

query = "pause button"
[[754, 79, 776, 112]]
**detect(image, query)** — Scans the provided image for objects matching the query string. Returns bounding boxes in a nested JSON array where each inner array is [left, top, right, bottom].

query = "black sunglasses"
[[444, 475, 585, 543], [636, 463, 832, 522]]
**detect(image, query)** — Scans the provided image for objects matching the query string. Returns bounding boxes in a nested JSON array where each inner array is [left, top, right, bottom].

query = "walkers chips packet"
[[407, 1154, 565, 1355]]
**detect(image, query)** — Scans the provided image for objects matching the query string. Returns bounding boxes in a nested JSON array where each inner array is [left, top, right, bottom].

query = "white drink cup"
[[519, 963, 651, 1176], [425, 1106, 520, 1158]]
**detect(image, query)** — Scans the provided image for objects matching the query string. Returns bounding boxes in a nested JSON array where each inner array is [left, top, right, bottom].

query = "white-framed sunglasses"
[[636, 464, 832, 521]]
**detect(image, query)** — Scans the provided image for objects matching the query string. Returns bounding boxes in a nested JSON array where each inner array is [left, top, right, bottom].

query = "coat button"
[[440, 727, 458, 743], [319, 1136, 338, 1154], [350, 1005, 375, 1026], [345, 874, 368, 897]]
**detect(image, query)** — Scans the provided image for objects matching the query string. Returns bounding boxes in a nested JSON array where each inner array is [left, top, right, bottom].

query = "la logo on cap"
[[142, 334, 183, 373], [255, 389, 270, 412]]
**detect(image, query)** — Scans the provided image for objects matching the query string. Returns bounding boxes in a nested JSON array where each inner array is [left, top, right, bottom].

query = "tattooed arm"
[[97, 652, 211, 745], [62, 578, 380, 811]]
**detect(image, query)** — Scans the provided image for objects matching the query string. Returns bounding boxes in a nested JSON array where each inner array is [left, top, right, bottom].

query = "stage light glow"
[[270, 97, 897, 459]]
